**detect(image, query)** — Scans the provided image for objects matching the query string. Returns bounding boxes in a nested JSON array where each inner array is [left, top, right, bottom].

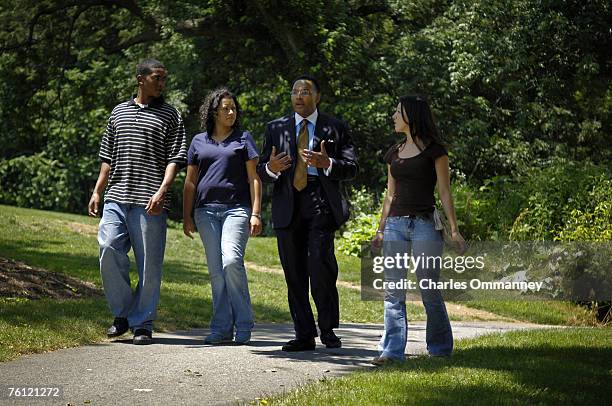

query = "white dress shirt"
[[266, 109, 333, 179]]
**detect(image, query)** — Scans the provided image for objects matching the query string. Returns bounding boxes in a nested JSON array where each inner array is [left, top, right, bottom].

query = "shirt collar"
[[128, 95, 165, 108], [295, 109, 318, 128]]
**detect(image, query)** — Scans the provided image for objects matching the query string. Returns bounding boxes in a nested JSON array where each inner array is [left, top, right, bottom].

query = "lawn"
[[0, 205, 600, 362], [0, 205, 385, 361], [269, 327, 612, 405]]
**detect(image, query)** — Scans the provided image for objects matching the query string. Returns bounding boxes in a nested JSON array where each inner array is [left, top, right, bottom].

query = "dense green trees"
[[0, 1, 610, 239]]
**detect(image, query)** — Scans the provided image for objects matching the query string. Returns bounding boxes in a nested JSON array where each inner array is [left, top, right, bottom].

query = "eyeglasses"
[[291, 89, 313, 97]]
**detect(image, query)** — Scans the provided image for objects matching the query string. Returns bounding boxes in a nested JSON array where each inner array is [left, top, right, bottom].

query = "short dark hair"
[[199, 87, 242, 135], [136, 58, 165, 76], [292, 75, 320, 93]]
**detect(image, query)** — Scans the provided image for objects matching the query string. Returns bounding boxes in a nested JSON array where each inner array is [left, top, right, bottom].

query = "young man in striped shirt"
[[88, 58, 187, 345]]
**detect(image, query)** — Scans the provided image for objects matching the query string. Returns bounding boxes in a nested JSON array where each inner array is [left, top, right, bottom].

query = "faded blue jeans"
[[98, 201, 167, 332], [378, 216, 453, 359], [194, 205, 254, 338]]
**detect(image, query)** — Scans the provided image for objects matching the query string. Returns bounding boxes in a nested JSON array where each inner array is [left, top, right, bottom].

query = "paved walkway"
[[0, 322, 547, 405]]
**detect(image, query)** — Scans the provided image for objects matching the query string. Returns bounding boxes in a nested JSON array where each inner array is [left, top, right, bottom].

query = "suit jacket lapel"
[[287, 114, 296, 158], [312, 113, 330, 177], [283, 114, 296, 176], [313, 114, 324, 150]]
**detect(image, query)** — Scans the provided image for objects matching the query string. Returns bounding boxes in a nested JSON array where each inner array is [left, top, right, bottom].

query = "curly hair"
[[199, 87, 241, 135]]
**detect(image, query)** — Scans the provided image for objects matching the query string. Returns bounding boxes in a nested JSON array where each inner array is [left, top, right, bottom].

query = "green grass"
[[0, 205, 387, 361], [245, 231, 363, 285], [269, 327, 612, 405], [0, 205, 599, 362], [244, 223, 598, 326], [463, 300, 597, 326], [0, 297, 110, 362]]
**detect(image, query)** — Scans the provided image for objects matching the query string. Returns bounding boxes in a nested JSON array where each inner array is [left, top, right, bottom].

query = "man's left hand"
[[146, 191, 165, 215], [301, 140, 331, 169]]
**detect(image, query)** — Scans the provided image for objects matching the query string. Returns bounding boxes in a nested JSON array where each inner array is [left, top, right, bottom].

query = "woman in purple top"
[[371, 95, 466, 365], [183, 88, 262, 345]]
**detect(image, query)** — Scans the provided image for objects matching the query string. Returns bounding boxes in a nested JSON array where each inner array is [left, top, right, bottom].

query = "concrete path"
[[0, 322, 547, 405]]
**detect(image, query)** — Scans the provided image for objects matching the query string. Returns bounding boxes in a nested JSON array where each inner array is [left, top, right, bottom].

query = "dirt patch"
[[0, 257, 103, 299], [443, 302, 517, 322], [245, 261, 358, 290], [64, 221, 98, 236]]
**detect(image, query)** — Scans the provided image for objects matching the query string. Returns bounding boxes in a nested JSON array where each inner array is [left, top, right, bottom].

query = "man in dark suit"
[[257, 75, 358, 351]]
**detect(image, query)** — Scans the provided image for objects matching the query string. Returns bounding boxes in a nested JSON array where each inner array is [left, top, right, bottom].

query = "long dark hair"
[[397, 94, 444, 151], [199, 87, 242, 135]]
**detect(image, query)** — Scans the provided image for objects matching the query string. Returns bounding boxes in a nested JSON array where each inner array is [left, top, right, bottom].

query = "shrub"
[[0, 153, 79, 211], [557, 176, 612, 242], [509, 159, 611, 241], [337, 186, 384, 257]]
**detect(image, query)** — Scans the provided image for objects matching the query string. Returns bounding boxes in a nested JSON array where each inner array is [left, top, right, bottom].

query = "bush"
[[447, 179, 503, 241], [449, 159, 611, 242], [557, 176, 612, 242], [509, 159, 611, 241], [0, 153, 80, 211], [337, 186, 384, 257]]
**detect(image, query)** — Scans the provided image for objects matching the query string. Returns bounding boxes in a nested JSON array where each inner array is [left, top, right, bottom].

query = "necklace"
[[398, 140, 421, 159]]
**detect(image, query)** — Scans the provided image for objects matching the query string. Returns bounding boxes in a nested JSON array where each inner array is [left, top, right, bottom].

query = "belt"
[[400, 213, 433, 220]]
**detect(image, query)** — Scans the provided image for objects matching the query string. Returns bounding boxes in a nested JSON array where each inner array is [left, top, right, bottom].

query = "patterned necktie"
[[293, 120, 309, 191]]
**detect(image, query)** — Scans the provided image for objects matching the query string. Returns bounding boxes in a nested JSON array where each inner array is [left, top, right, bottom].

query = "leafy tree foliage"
[[0, 1, 609, 232]]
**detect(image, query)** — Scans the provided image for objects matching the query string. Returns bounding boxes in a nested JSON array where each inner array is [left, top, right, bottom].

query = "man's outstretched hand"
[[301, 140, 331, 169], [268, 146, 292, 173]]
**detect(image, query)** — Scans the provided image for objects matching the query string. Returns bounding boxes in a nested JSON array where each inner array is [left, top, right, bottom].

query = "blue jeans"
[[194, 205, 254, 337], [98, 201, 167, 331], [378, 216, 453, 359]]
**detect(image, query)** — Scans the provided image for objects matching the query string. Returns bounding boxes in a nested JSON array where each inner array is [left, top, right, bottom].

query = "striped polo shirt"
[[99, 96, 187, 209]]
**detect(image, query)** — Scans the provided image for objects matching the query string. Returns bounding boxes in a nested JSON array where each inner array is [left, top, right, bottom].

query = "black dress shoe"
[[106, 317, 129, 338], [133, 329, 153, 345], [320, 330, 342, 348], [281, 338, 315, 352]]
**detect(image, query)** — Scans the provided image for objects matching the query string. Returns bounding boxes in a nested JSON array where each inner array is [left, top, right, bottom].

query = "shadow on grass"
[[0, 239, 101, 282], [0, 239, 213, 286], [0, 233, 328, 327], [0, 230, 293, 361], [369, 332, 612, 404]]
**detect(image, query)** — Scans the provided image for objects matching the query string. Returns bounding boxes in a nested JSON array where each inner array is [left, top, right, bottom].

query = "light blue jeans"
[[194, 205, 254, 338], [378, 216, 453, 359], [98, 201, 167, 331]]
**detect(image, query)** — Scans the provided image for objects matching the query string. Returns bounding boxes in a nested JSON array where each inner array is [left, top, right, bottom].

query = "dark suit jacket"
[[257, 111, 358, 229]]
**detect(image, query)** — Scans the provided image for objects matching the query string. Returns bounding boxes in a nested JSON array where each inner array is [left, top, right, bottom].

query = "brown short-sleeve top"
[[384, 142, 447, 217]]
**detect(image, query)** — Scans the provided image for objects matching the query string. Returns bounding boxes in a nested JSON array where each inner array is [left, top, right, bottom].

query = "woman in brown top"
[[371, 95, 466, 365]]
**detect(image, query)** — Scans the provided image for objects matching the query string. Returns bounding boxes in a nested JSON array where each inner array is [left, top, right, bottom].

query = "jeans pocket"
[[384, 216, 402, 232], [385, 216, 400, 226], [235, 206, 251, 218]]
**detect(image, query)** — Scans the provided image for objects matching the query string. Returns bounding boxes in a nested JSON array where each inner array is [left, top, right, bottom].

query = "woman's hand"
[[250, 215, 262, 236], [371, 231, 384, 250], [451, 230, 467, 255], [183, 216, 196, 239]]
